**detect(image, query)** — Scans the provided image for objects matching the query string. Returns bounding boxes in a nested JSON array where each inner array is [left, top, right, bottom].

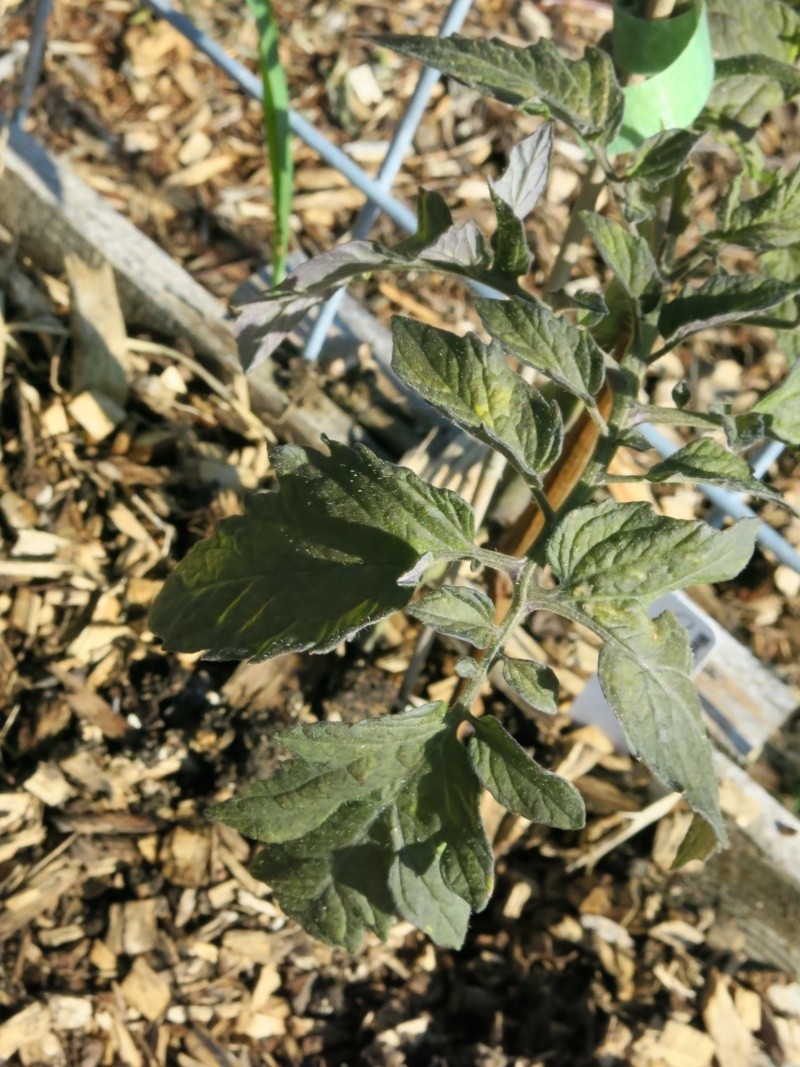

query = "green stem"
[[467, 546, 528, 578], [531, 485, 557, 524], [586, 400, 611, 435], [455, 560, 538, 715], [631, 403, 722, 428]]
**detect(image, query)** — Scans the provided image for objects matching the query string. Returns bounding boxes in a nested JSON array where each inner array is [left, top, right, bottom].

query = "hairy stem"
[[447, 1, 676, 722], [455, 560, 538, 740], [631, 403, 722, 429]]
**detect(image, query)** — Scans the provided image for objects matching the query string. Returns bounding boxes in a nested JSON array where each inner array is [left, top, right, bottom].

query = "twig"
[[126, 337, 276, 443], [567, 792, 681, 871]]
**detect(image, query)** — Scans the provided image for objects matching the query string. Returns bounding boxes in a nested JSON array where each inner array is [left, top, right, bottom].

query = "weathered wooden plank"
[[0, 125, 357, 449]]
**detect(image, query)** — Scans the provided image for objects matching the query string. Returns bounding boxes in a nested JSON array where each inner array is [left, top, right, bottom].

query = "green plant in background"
[[246, 0, 292, 284], [151, 0, 800, 950]]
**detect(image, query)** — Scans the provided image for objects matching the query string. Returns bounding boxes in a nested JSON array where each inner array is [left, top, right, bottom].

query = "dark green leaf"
[[615, 427, 652, 453], [211, 703, 493, 949], [467, 716, 585, 829], [672, 381, 692, 409], [658, 274, 800, 346], [580, 211, 661, 308], [707, 72, 789, 129], [490, 191, 531, 274], [547, 500, 753, 845], [501, 657, 559, 715], [715, 53, 800, 97], [377, 34, 623, 141], [396, 189, 454, 255], [250, 810, 396, 951], [711, 168, 800, 250], [547, 500, 758, 605], [150, 441, 476, 661], [565, 288, 609, 328], [753, 357, 800, 446], [622, 184, 658, 227], [645, 437, 792, 509], [595, 605, 726, 843], [761, 244, 800, 283], [391, 317, 563, 480], [408, 586, 498, 648], [474, 297, 605, 405], [619, 129, 699, 191]]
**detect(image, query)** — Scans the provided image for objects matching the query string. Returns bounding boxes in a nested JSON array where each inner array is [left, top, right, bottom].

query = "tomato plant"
[[151, 0, 800, 950]]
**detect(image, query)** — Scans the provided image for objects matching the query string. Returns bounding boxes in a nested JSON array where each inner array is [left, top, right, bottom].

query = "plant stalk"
[[455, 560, 538, 740], [447, 0, 679, 724]]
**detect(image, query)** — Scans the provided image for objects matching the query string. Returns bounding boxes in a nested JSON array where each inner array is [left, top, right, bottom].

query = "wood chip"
[[120, 957, 172, 1020], [107, 898, 160, 956], [66, 255, 131, 406], [39, 400, 70, 437], [768, 982, 800, 1018], [165, 153, 236, 188], [702, 973, 768, 1067], [23, 763, 76, 806], [67, 389, 126, 441], [631, 1020, 715, 1067], [0, 1004, 52, 1059], [47, 996, 93, 1032], [222, 929, 276, 966], [160, 825, 211, 887]]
